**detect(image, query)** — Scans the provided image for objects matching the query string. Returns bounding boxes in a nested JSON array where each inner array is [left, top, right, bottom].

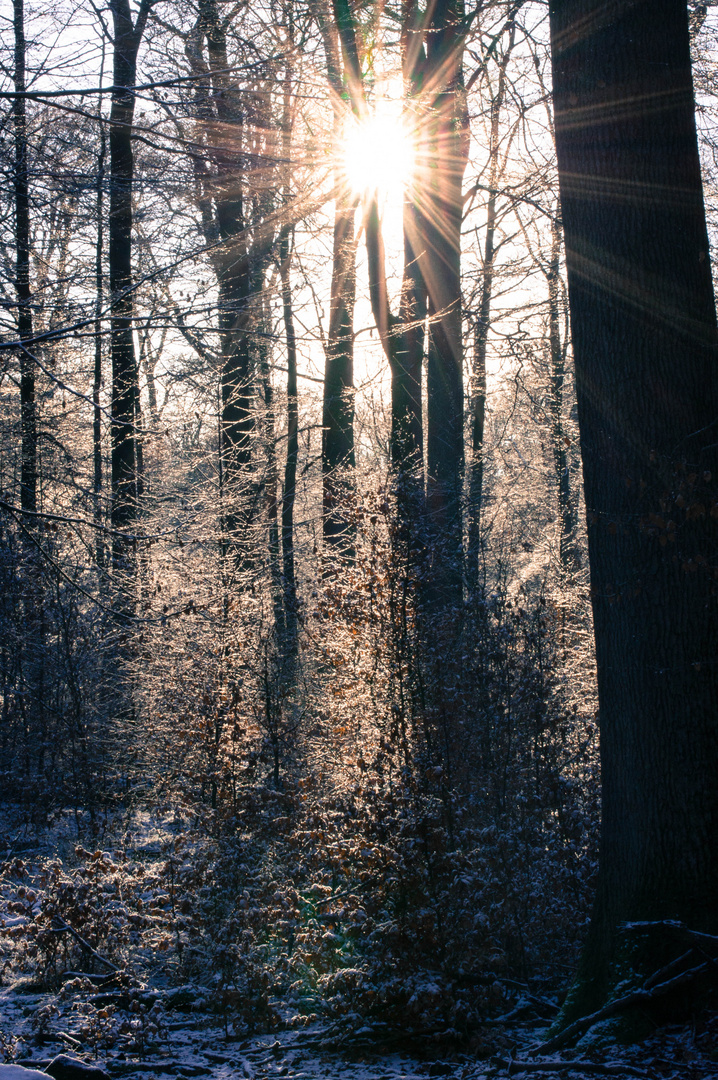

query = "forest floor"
[[1, 810, 717, 1080], [1, 976, 717, 1080]]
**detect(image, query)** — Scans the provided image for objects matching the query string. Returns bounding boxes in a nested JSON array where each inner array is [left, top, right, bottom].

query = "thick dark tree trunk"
[[549, 0, 718, 1023]]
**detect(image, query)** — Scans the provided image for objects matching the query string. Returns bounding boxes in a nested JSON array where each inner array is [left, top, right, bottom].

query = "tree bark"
[[189, 0, 282, 563], [108, 0, 151, 589], [280, 236, 299, 651], [549, 0, 718, 1022], [419, 0, 469, 610], [313, 0, 358, 552], [13, 0, 36, 518], [323, 190, 357, 550], [93, 125, 106, 569], [546, 213, 579, 572], [466, 29, 514, 591], [394, 1, 428, 476], [331, 0, 427, 483], [279, 30, 299, 654], [259, 285, 285, 637]]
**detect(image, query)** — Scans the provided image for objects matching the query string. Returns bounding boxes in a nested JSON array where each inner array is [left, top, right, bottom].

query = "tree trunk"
[[13, 0, 36, 518], [466, 34, 513, 591], [394, 4, 428, 478], [546, 213, 579, 572], [323, 191, 357, 551], [280, 236, 299, 652], [549, 0, 718, 1023], [190, 0, 282, 563], [259, 286, 285, 637], [421, 0, 469, 610], [93, 125, 106, 569], [315, 1, 358, 553], [394, 202, 426, 473], [108, 0, 150, 589]]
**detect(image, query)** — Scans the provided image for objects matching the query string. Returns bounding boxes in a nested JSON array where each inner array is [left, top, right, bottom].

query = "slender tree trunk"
[[277, 20, 298, 654], [13, 0, 36, 518], [466, 41, 512, 591], [280, 237, 299, 651], [394, 5, 428, 478], [330, 0, 427, 480], [393, 204, 425, 474], [12, 0, 44, 791], [323, 190, 357, 551], [108, 0, 150, 590], [93, 126, 106, 569], [259, 287, 285, 637], [549, 0, 718, 1024], [217, 263, 254, 556], [194, 0, 276, 562], [421, 0, 469, 610], [546, 214, 578, 572], [314, 1, 358, 553], [467, 317, 487, 589]]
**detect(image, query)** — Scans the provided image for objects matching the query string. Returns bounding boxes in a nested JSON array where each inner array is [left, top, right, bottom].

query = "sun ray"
[[341, 104, 414, 203]]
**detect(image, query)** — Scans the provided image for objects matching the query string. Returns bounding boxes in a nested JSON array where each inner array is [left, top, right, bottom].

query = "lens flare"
[[342, 109, 413, 201]]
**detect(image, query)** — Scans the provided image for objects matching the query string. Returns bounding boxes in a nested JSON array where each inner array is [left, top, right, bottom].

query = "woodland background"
[[0, 0, 716, 1058]]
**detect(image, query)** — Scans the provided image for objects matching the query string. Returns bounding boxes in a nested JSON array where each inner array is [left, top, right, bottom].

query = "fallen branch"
[[58, 1031, 83, 1049], [483, 994, 558, 1025], [535, 959, 710, 1054], [493, 1057, 648, 1077], [51, 918, 119, 973], [642, 949, 694, 990], [623, 920, 718, 956]]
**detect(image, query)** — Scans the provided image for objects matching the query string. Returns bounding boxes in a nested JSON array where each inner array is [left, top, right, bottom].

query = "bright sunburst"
[[342, 107, 414, 202]]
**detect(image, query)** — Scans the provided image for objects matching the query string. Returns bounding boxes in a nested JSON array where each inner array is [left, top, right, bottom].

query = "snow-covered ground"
[[0, 985, 714, 1080], [1, 808, 715, 1080]]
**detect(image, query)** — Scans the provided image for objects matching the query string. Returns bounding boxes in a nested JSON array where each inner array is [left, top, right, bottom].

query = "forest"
[[0, 1, 717, 1078]]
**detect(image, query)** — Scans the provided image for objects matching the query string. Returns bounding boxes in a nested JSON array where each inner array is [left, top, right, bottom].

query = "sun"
[[342, 107, 414, 202]]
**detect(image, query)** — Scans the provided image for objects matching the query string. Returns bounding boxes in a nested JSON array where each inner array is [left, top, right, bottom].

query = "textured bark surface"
[[546, 215, 578, 571], [108, 0, 151, 580], [466, 29, 514, 590], [549, 0, 718, 1019], [13, 0, 36, 518], [420, 0, 469, 608], [93, 127, 106, 568], [280, 235, 299, 649], [322, 192, 357, 549], [312, 0, 358, 551]]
